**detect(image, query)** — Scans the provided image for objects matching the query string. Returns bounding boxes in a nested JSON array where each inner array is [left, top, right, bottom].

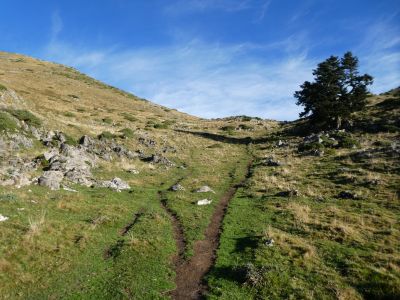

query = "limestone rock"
[[38, 171, 64, 190], [196, 186, 215, 193]]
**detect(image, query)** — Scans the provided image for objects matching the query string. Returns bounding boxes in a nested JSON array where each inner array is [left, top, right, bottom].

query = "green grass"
[[0, 83, 7, 91], [98, 131, 116, 140], [207, 131, 400, 299], [0, 111, 18, 132], [63, 111, 76, 118], [6, 109, 42, 127], [102, 117, 113, 125], [119, 128, 134, 139], [0, 184, 179, 299]]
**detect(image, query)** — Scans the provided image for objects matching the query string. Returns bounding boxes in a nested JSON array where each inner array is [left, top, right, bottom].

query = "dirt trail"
[[167, 160, 253, 300]]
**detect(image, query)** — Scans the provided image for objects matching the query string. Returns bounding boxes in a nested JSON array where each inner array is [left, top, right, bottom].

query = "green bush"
[[333, 132, 360, 148], [120, 128, 134, 138], [298, 141, 324, 152], [98, 131, 115, 139], [7, 109, 42, 127], [0, 83, 7, 91], [0, 111, 18, 132]]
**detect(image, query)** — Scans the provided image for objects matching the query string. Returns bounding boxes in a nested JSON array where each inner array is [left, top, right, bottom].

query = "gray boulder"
[[38, 171, 64, 190], [100, 177, 130, 191]]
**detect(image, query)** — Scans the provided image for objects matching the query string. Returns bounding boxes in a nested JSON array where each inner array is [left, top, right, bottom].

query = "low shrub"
[[0, 83, 7, 91], [298, 141, 324, 152]]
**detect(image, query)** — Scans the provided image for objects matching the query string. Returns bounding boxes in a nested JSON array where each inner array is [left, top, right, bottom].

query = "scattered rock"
[[276, 140, 287, 147], [138, 136, 156, 147], [127, 168, 139, 174], [265, 157, 282, 167], [79, 135, 95, 147], [265, 238, 275, 247], [8, 133, 33, 150], [0, 214, 9, 222], [38, 171, 64, 190], [171, 184, 185, 191], [311, 149, 324, 157], [197, 199, 212, 205], [141, 154, 174, 167], [196, 186, 215, 193], [43, 148, 59, 161], [100, 177, 130, 191], [304, 133, 323, 144]]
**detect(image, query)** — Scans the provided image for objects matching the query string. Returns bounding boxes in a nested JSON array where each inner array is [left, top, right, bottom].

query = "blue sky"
[[1, 0, 399, 120]]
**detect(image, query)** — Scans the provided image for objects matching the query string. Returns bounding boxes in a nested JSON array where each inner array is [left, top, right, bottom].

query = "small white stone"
[[0, 214, 9, 222], [197, 199, 212, 206]]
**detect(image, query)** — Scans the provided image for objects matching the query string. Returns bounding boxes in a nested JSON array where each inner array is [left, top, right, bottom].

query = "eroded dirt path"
[[167, 160, 253, 300]]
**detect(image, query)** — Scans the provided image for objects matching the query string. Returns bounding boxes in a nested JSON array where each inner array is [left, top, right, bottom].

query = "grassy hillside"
[[0, 51, 398, 299]]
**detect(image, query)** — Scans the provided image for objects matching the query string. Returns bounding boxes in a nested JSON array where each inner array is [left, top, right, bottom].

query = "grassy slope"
[[0, 52, 260, 298], [1, 51, 398, 299], [207, 92, 400, 299]]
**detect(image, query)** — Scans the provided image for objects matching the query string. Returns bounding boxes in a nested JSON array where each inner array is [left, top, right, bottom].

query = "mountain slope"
[[0, 51, 399, 299]]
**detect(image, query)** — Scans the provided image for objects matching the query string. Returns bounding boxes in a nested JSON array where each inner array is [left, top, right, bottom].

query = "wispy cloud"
[[357, 16, 400, 93], [254, 0, 272, 23], [164, 0, 251, 15], [50, 11, 63, 41]]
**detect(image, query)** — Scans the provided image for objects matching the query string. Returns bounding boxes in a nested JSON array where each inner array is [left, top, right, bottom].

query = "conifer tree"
[[294, 52, 373, 128]]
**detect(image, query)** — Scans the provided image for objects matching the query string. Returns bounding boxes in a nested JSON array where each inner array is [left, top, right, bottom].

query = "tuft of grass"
[[0, 111, 18, 132], [102, 117, 113, 125], [98, 131, 116, 139], [0, 83, 7, 91], [119, 128, 134, 139], [6, 109, 42, 127], [121, 113, 138, 122], [63, 112, 76, 118]]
